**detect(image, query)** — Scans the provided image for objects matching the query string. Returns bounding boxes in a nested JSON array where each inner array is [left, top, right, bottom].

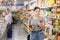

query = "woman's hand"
[[32, 26, 34, 30], [38, 21, 45, 30], [28, 25, 34, 30]]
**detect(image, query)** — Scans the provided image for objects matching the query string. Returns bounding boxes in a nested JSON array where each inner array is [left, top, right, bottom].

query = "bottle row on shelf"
[[47, 14, 60, 19]]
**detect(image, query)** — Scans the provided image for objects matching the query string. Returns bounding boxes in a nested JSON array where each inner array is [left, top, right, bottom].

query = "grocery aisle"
[[12, 23, 28, 40], [8, 23, 28, 40]]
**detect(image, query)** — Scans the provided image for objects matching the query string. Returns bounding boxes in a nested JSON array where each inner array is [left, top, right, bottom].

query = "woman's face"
[[5, 10, 9, 15], [34, 9, 40, 15]]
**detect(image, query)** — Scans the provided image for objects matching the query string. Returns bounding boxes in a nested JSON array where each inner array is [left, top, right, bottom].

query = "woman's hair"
[[6, 8, 9, 11], [34, 7, 40, 11]]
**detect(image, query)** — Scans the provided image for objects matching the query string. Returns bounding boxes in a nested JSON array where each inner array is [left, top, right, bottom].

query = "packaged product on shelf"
[[0, 0, 2, 5], [47, 13, 51, 17], [37, 0, 43, 7], [55, 25, 59, 32], [46, 0, 55, 6], [57, 0, 60, 5], [57, 33, 60, 40], [52, 8, 57, 14], [1, 0, 6, 5], [37, 0, 43, 4], [54, 19, 59, 25], [57, 8, 60, 12], [44, 17, 48, 25], [53, 19, 60, 32], [44, 18, 53, 40], [47, 13, 56, 19], [51, 14, 56, 18], [47, 19, 53, 39], [57, 14, 60, 19], [58, 36, 60, 40]]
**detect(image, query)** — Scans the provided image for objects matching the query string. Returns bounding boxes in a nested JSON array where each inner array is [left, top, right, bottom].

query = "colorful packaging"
[[58, 36, 60, 40], [48, 19, 52, 25], [46, 0, 55, 6], [57, 0, 60, 5], [54, 19, 59, 25]]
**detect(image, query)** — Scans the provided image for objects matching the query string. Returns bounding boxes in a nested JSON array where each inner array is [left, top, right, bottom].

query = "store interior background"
[[0, 0, 28, 40], [0, 0, 60, 40]]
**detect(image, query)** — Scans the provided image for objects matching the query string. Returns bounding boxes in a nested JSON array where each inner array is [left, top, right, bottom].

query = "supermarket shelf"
[[47, 13, 60, 19], [23, 22, 30, 33], [28, 0, 36, 4], [47, 16, 60, 19], [41, 5, 60, 10]]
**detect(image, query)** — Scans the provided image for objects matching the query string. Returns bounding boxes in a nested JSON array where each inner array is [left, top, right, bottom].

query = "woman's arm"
[[28, 25, 34, 30], [38, 18, 45, 30], [28, 17, 34, 30]]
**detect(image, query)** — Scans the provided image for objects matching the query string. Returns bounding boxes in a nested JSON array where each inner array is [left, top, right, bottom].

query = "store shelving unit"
[[0, 16, 7, 40], [41, 5, 60, 10]]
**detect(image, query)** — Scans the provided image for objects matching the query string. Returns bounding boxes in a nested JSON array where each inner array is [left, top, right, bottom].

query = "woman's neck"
[[33, 15, 39, 19]]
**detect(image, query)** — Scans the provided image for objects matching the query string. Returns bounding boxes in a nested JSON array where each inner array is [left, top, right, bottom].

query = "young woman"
[[28, 7, 45, 40]]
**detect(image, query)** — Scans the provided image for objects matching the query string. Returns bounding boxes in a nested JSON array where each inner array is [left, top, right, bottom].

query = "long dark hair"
[[34, 7, 40, 11]]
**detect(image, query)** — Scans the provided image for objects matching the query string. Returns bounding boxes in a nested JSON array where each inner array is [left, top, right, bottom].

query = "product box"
[[58, 36, 60, 40], [57, 0, 60, 5]]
